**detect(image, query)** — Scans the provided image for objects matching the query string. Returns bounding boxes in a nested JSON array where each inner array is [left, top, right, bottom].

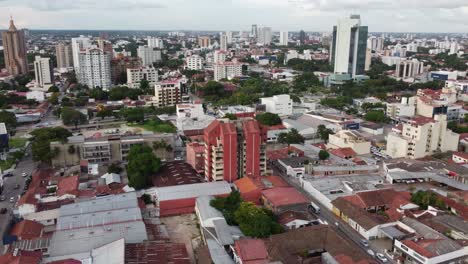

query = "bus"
[[309, 202, 320, 214]]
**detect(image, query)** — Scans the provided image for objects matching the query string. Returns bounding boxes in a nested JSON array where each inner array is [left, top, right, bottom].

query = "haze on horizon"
[[0, 0, 467, 33]]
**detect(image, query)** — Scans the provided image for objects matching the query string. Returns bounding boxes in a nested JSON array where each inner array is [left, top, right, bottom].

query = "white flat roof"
[[149, 181, 232, 201]]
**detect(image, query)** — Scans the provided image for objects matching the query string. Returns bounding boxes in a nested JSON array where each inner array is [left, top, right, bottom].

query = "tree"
[[364, 110, 388, 123], [47, 85, 60, 93], [210, 191, 242, 225], [278, 129, 305, 144], [89, 87, 109, 100], [109, 86, 141, 101], [139, 79, 152, 95], [317, 125, 333, 141], [0, 111, 17, 134], [319, 150, 330, 160], [234, 202, 283, 238], [224, 113, 238, 120], [255, 112, 282, 126], [48, 92, 59, 105], [61, 107, 87, 127], [411, 191, 446, 210], [127, 144, 161, 189], [121, 107, 145, 123], [30, 127, 72, 163], [293, 72, 320, 92], [108, 163, 123, 174]]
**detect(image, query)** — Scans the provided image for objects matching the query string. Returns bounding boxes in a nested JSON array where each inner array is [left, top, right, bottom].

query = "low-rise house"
[[277, 210, 315, 230], [261, 187, 309, 214], [328, 130, 371, 155], [452, 152, 468, 164]]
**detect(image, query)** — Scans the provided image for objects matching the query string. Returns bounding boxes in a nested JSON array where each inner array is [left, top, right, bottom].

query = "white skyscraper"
[[258, 27, 272, 45], [225, 31, 233, 44], [33, 56, 53, 88], [330, 15, 368, 78], [220, 34, 228, 51], [137, 46, 162, 66], [449, 41, 459, 55], [77, 48, 112, 90], [147, 37, 164, 49], [279, 31, 288, 46], [71, 36, 91, 71]]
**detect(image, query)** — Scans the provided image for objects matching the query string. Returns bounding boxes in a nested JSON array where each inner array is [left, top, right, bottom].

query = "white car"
[[22, 172, 28, 177], [9, 197, 15, 203], [376, 253, 388, 262], [367, 249, 375, 257]]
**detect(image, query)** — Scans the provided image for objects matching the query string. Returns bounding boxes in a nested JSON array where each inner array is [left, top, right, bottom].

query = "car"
[[14, 184, 20, 190], [0, 208, 6, 214], [3, 172, 13, 178], [376, 253, 388, 262], [361, 239, 369, 247], [367, 249, 375, 257], [22, 172, 28, 177], [0, 196, 5, 201], [334, 222, 339, 227], [9, 197, 14, 203]]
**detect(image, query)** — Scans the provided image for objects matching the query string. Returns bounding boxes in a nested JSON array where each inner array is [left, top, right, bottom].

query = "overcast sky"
[[0, 0, 467, 33]]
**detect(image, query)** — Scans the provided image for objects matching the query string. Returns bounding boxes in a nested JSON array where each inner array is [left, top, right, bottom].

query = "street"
[[271, 164, 393, 264], [0, 146, 36, 253]]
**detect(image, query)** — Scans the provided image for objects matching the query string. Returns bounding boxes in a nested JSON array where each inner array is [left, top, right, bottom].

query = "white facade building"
[[386, 97, 416, 120], [386, 115, 459, 159], [279, 31, 288, 46], [154, 79, 183, 107], [71, 36, 91, 71], [214, 50, 227, 63], [186, 55, 204, 70], [260, 94, 293, 116], [213, 61, 243, 81], [258, 27, 272, 45], [147, 37, 164, 49], [77, 48, 112, 90], [137, 46, 162, 66], [33, 56, 53, 88], [126, 66, 158, 89], [220, 34, 228, 51]]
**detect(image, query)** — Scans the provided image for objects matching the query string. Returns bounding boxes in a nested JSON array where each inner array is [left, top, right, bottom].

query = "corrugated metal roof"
[[151, 181, 231, 201]]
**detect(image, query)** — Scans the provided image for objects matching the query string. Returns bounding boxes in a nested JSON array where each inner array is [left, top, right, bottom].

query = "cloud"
[[0, 0, 166, 11], [288, 0, 468, 11]]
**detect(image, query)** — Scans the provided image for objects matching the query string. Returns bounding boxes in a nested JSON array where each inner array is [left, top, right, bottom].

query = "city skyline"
[[0, 0, 467, 33]]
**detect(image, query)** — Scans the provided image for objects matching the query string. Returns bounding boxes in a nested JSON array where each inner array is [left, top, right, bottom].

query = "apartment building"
[[213, 61, 243, 81], [110, 56, 141, 84], [55, 42, 73, 69], [260, 94, 293, 116], [386, 96, 416, 121], [386, 115, 459, 159], [51, 133, 174, 167], [127, 66, 158, 88], [394, 59, 425, 79], [153, 79, 184, 107], [137, 46, 162, 66], [185, 55, 204, 70], [446, 79, 468, 93], [77, 48, 112, 90], [198, 36, 211, 48], [328, 130, 371, 155], [416, 88, 460, 121], [33, 56, 53, 88], [203, 119, 267, 182]]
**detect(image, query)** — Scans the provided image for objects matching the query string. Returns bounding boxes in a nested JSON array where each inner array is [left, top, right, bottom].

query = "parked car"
[[22, 172, 28, 177], [376, 253, 388, 262], [9, 197, 14, 203], [361, 239, 369, 247], [0, 195, 5, 201], [0, 208, 7, 214], [367, 249, 375, 257]]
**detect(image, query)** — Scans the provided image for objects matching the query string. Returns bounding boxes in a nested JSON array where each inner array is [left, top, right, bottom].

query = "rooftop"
[[149, 181, 231, 202], [152, 161, 203, 187], [262, 187, 308, 207]]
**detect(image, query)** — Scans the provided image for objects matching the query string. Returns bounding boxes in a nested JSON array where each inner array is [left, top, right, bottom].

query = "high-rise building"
[[1, 17, 28, 76], [198, 36, 211, 48], [225, 31, 233, 44], [251, 24, 258, 39], [330, 15, 368, 78], [258, 27, 272, 45], [154, 79, 184, 107], [137, 46, 162, 66], [71, 36, 92, 71], [203, 119, 267, 182], [77, 48, 112, 90], [110, 56, 141, 84], [279, 31, 288, 46], [214, 50, 227, 63], [55, 42, 73, 69], [394, 59, 424, 79], [299, 30, 306, 44], [213, 61, 243, 81], [147, 37, 164, 49], [127, 66, 158, 89], [367, 36, 384, 52], [33, 56, 53, 88], [185, 55, 204, 70], [220, 34, 228, 51]]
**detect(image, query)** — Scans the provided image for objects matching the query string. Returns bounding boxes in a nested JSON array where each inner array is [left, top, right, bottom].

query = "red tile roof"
[[234, 239, 269, 264], [0, 254, 41, 264], [48, 260, 82, 264], [262, 187, 308, 208], [452, 152, 468, 162], [234, 177, 262, 194], [57, 175, 79, 197], [10, 220, 44, 240], [329, 147, 357, 159], [125, 240, 190, 264], [277, 210, 309, 225]]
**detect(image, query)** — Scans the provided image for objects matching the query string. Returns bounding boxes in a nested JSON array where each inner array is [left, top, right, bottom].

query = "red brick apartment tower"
[[203, 120, 238, 182], [242, 120, 262, 178]]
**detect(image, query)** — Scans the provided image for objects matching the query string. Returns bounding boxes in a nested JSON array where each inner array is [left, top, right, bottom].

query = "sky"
[[0, 0, 467, 33]]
